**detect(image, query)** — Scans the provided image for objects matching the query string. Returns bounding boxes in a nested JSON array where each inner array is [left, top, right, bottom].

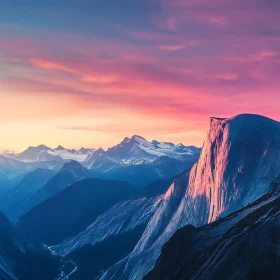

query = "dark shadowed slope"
[[16, 178, 136, 245], [26, 160, 91, 212], [144, 183, 280, 280], [50, 177, 174, 279], [1, 168, 56, 221], [0, 213, 60, 280]]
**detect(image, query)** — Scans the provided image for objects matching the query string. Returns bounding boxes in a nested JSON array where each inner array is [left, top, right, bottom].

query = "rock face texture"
[[101, 114, 280, 280], [144, 184, 280, 280]]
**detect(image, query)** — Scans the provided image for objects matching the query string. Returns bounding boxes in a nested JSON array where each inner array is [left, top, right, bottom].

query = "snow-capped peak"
[[16, 144, 95, 163]]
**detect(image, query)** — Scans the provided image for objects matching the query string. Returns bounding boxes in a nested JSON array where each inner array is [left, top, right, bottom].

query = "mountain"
[[50, 178, 173, 279], [107, 135, 200, 161], [16, 145, 94, 163], [0, 161, 91, 221], [79, 147, 96, 154], [0, 149, 18, 159], [87, 135, 200, 165], [144, 182, 280, 280], [17, 145, 55, 162], [25, 160, 91, 212], [1, 168, 56, 221], [0, 154, 63, 181], [0, 212, 60, 280], [100, 114, 280, 280], [0, 155, 28, 179], [53, 145, 95, 161], [85, 136, 200, 187], [16, 178, 136, 245]]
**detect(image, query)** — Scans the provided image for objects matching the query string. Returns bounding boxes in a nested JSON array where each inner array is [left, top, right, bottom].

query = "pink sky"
[[1, 0, 280, 151]]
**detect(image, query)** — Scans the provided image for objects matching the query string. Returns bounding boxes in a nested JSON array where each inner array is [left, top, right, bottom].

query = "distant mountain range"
[[0, 136, 200, 190], [83, 136, 200, 187], [2, 115, 280, 280], [2, 137, 199, 165], [14, 144, 95, 163]]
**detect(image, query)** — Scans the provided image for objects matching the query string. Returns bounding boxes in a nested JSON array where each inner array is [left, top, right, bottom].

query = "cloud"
[[216, 73, 239, 81], [1, 0, 280, 149], [155, 41, 197, 51], [30, 58, 119, 84]]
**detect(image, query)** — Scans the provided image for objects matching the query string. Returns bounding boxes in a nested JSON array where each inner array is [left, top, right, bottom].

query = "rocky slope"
[[16, 178, 136, 245], [49, 178, 173, 279], [144, 183, 280, 280]]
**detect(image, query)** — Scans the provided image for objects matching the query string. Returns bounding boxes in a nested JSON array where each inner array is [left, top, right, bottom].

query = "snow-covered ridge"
[[110, 135, 199, 159], [6, 136, 200, 166], [84, 135, 201, 169], [15, 145, 96, 163]]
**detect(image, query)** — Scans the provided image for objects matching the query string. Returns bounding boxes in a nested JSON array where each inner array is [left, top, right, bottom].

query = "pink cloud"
[[1, 1, 280, 149], [155, 41, 197, 51]]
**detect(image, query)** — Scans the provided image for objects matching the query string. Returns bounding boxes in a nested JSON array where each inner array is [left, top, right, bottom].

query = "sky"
[[1, 0, 280, 151]]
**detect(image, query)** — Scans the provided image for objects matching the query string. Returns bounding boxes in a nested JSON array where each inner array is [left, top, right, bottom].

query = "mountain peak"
[[30, 144, 50, 150], [131, 135, 147, 142], [62, 160, 85, 170], [55, 145, 65, 150], [121, 137, 131, 144], [210, 113, 279, 125], [96, 148, 105, 153]]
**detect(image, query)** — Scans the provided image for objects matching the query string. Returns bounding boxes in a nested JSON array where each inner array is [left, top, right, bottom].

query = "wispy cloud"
[[1, 0, 280, 149]]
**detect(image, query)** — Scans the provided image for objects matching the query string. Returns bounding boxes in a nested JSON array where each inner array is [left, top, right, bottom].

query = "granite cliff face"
[[144, 183, 280, 280]]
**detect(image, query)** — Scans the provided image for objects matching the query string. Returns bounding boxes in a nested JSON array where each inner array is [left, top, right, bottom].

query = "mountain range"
[[0, 136, 200, 222], [99, 114, 280, 280], [1, 114, 280, 280], [0, 136, 200, 188]]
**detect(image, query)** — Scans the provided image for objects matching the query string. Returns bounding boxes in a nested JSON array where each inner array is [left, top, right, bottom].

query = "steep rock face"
[[144, 184, 280, 280], [52, 196, 161, 256], [50, 178, 173, 280], [101, 114, 280, 280], [100, 173, 189, 280], [182, 114, 280, 225]]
